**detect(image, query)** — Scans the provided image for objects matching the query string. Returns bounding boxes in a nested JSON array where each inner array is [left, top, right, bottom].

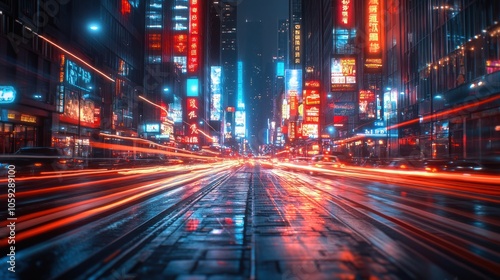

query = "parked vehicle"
[[383, 158, 422, 170], [0, 147, 69, 175], [422, 159, 452, 172], [444, 160, 487, 173]]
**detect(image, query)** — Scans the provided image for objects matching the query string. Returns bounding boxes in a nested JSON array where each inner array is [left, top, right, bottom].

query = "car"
[[444, 160, 487, 173], [0, 147, 69, 175], [383, 158, 422, 170], [422, 159, 452, 172], [307, 155, 345, 175]]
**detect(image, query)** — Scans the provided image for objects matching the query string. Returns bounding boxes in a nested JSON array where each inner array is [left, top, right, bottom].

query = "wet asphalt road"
[[0, 161, 499, 279]]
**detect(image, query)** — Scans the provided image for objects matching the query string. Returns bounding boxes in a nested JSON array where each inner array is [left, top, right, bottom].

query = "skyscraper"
[[219, 0, 238, 148]]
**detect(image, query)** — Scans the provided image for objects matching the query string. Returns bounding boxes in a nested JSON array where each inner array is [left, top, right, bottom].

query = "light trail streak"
[[0, 164, 236, 244]]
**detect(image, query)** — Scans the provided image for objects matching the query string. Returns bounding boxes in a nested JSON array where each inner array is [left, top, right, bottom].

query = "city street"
[[1, 160, 499, 280]]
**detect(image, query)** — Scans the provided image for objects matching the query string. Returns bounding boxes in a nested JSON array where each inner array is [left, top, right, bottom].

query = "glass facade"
[[402, 0, 500, 159]]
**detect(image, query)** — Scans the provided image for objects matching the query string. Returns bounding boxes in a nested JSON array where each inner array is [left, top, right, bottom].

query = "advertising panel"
[[235, 111, 246, 138], [210, 66, 222, 121], [66, 60, 92, 91], [302, 124, 318, 139], [304, 106, 320, 123], [60, 90, 99, 128], [334, 102, 356, 116], [359, 90, 376, 120], [277, 62, 285, 77], [187, 78, 199, 97], [331, 57, 356, 92]]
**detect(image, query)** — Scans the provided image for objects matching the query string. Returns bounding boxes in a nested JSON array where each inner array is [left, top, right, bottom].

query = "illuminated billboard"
[[277, 62, 285, 77], [145, 123, 161, 133], [170, 95, 183, 123], [285, 69, 302, 99], [210, 66, 222, 121], [302, 124, 318, 139], [66, 60, 92, 91], [60, 90, 100, 128], [330, 57, 356, 92], [186, 78, 199, 97], [0, 86, 16, 104], [359, 90, 376, 120], [235, 111, 246, 138], [237, 61, 244, 109]]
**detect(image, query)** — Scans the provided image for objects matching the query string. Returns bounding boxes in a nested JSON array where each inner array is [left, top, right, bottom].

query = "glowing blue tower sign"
[[237, 61, 245, 109]]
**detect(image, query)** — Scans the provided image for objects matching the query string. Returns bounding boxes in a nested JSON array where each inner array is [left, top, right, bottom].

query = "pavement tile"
[[163, 260, 197, 275], [193, 260, 240, 274], [278, 260, 319, 274], [205, 249, 243, 260], [175, 275, 207, 280]]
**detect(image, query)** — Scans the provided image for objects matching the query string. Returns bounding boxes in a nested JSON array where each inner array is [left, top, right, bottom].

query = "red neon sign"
[[337, 0, 354, 28], [186, 98, 199, 140], [367, 0, 381, 55], [188, 0, 200, 73]]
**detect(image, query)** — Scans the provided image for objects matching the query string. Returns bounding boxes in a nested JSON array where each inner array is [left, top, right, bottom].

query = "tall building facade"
[[219, 0, 238, 149], [0, 0, 145, 158], [292, 0, 500, 161], [400, 0, 500, 160]]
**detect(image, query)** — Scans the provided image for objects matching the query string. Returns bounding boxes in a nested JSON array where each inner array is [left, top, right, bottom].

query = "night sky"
[[237, 0, 288, 151], [238, 0, 288, 62]]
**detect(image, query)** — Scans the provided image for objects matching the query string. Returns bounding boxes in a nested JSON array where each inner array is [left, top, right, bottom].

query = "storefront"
[[0, 109, 42, 154], [52, 57, 100, 158]]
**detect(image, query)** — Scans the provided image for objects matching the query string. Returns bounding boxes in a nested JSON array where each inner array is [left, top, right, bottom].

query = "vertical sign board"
[[359, 90, 376, 120], [293, 24, 301, 65], [210, 66, 222, 121], [186, 97, 199, 144], [285, 69, 302, 118], [188, 0, 200, 74], [186, 78, 199, 144], [337, 0, 354, 28], [365, 0, 383, 73]]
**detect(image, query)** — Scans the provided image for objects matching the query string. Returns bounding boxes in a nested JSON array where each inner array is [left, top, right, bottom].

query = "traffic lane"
[[0, 163, 224, 212], [0, 162, 239, 246], [0, 167, 236, 280], [270, 168, 500, 279], [253, 167, 414, 279]]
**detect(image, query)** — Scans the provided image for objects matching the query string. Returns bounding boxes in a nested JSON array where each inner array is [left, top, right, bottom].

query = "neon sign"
[[188, 0, 200, 73]]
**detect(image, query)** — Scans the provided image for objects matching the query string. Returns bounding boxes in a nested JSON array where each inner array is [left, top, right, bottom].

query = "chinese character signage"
[[186, 97, 199, 143], [365, 0, 383, 72], [293, 24, 301, 65], [188, 0, 200, 74], [173, 34, 188, 55], [331, 57, 356, 92], [337, 0, 354, 28]]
